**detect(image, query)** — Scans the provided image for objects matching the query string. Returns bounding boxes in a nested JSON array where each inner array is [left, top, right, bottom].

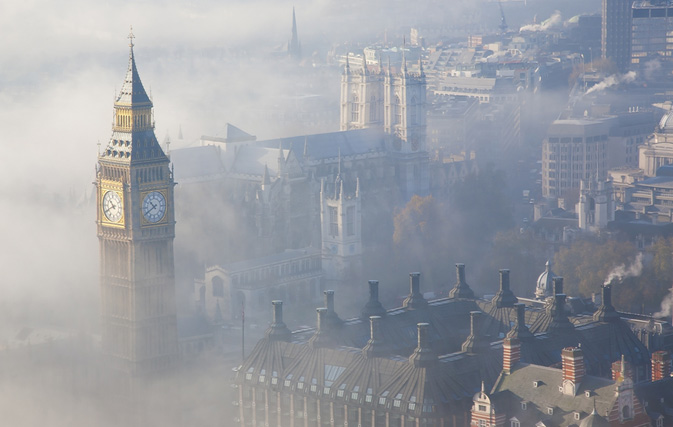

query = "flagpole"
[[241, 300, 245, 362]]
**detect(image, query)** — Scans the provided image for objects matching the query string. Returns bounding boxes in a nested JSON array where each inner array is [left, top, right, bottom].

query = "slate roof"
[[256, 128, 387, 163], [115, 44, 151, 106], [492, 364, 617, 426]]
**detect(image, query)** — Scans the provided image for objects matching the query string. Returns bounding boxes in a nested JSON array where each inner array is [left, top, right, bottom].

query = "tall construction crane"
[[498, 0, 509, 34]]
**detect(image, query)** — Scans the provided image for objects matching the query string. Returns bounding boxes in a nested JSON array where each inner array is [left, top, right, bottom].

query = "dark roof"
[[116, 45, 151, 106], [256, 128, 387, 162]]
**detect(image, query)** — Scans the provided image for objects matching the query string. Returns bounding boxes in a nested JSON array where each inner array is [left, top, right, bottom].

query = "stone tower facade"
[[577, 179, 614, 231], [320, 173, 362, 288], [340, 52, 429, 198], [96, 33, 178, 375]]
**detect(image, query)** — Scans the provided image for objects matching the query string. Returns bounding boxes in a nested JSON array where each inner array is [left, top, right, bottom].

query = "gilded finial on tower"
[[128, 25, 135, 48]]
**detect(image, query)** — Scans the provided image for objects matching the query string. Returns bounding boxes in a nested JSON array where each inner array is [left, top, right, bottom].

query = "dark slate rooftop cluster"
[[236, 263, 666, 419]]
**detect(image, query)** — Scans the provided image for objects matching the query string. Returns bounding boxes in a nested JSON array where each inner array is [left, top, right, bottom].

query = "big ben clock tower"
[[96, 31, 178, 375]]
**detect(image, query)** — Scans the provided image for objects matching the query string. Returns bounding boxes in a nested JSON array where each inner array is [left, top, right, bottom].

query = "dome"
[[580, 409, 609, 427], [535, 260, 556, 300], [658, 110, 673, 133]]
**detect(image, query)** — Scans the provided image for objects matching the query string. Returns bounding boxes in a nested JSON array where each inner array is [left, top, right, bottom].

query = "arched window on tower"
[[351, 94, 360, 122], [212, 276, 224, 298], [394, 95, 402, 125], [370, 95, 377, 122]]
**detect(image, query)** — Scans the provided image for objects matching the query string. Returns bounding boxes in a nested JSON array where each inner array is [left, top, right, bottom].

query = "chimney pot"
[[553, 277, 563, 296], [456, 263, 466, 283], [272, 300, 284, 324], [324, 290, 335, 313], [500, 269, 510, 291], [368, 280, 379, 301]]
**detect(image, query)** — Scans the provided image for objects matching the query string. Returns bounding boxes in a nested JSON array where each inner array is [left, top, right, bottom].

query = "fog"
[[0, 0, 607, 424]]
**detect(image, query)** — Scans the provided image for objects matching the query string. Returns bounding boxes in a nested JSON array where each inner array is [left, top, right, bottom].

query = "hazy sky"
[[0, 0, 454, 328]]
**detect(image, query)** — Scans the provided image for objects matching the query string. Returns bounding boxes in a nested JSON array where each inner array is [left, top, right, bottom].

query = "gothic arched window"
[[394, 95, 402, 125], [212, 276, 224, 298], [370, 95, 377, 122], [351, 94, 360, 122]]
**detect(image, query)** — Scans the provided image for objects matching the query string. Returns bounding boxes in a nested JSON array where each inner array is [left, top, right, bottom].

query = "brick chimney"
[[612, 355, 632, 382], [652, 351, 671, 381], [561, 347, 585, 396], [503, 337, 520, 374]]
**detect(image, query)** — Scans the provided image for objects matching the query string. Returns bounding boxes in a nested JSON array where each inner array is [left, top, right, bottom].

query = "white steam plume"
[[586, 71, 637, 95], [653, 288, 673, 319], [520, 11, 562, 32], [603, 253, 644, 285]]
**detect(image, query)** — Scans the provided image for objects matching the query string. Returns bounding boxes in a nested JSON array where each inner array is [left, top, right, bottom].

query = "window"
[[521, 402, 527, 410], [547, 407, 554, 415], [346, 206, 355, 236], [351, 94, 360, 122], [212, 277, 224, 298], [329, 207, 338, 237], [370, 95, 377, 121], [510, 419, 520, 427], [395, 95, 402, 125]]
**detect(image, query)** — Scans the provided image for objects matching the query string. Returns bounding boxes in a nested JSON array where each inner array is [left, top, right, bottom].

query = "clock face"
[[102, 190, 123, 223], [142, 191, 166, 223]]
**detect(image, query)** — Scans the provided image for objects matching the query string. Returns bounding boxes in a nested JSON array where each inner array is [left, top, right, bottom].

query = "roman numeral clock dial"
[[142, 191, 167, 224], [102, 190, 123, 223]]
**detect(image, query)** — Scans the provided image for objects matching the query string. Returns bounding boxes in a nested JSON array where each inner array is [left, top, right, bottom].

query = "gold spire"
[[128, 25, 135, 48]]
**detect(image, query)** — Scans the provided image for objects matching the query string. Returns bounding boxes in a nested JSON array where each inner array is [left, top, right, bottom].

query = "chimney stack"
[[561, 347, 585, 396], [593, 284, 619, 322], [362, 316, 386, 358], [492, 269, 518, 308], [361, 280, 387, 320], [507, 303, 534, 341], [265, 300, 292, 341], [409, 323, 437, 367], [652, 350, 671, 382], [462, 311, 490, 353], [553, 277, 563, 296], [449, 263, 475, 299], [548, 290, 574, 335], [403, 272, 428, 310], [503, 337, 521, 374], [323, 290, 343, 328], [612, 355, 633, 382], [309, 308, 331, 348]]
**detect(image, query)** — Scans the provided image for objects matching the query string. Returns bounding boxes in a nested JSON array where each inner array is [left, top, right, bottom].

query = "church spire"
[[288, 7, 301, 60]]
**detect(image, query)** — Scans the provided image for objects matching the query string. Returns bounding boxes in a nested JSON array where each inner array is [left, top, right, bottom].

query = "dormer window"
[[510, 418, 521, 427], [574, 412, 581, 420], [547, 407, 554, 415], [585, 390, 591, 397], [521, 402, 527, 410]]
